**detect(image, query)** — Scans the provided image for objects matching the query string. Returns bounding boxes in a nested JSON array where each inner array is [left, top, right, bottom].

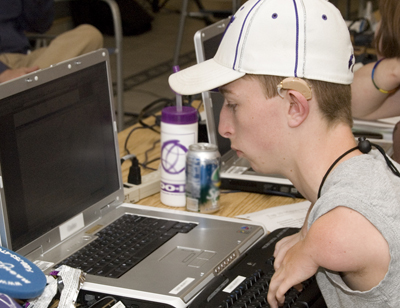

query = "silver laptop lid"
[[0, 49, 124, 253], [194, 17, 231, 150]]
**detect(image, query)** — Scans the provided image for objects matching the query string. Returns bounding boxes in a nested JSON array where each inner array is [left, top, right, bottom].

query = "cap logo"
[[322, 14, 327, 20], [272, 13, 278, 19], [349, 54, 355, 72]]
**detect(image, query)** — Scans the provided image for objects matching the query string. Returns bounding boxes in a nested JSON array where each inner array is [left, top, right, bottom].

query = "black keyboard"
[[189, 227, 326, 308], [57, 214, 197, 278]]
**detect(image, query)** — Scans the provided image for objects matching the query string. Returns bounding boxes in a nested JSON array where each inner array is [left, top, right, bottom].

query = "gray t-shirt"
[[308, 149, 400, 307]]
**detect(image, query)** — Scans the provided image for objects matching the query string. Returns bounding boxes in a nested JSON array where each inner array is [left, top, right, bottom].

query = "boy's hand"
[[268, 240, 319, 308]]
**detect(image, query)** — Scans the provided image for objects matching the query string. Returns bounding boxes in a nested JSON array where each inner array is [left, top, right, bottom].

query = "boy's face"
[[218, 77, 288, 175]]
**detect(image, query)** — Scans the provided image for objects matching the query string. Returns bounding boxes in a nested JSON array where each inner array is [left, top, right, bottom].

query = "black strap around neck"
[[317, 137, 400, 199]]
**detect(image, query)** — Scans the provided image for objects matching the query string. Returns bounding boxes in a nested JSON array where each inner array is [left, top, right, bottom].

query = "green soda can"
[[186, 143, 221, 213]]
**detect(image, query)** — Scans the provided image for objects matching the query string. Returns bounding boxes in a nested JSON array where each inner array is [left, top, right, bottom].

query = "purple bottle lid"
[[161, 106, 197, 125]]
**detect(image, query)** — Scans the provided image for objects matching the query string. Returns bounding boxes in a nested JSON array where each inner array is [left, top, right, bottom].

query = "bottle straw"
[[173, 65, 182, 112]]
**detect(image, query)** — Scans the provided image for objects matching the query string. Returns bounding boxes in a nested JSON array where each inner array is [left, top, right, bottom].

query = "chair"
[[100, 0, 124, 132], [173, 0, 240, 67]]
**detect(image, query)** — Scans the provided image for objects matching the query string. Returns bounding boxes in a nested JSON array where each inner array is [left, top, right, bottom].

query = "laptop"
[[352, 118, 394, 156], [194, 18, 302, 198], [0, 49, 266, 307]]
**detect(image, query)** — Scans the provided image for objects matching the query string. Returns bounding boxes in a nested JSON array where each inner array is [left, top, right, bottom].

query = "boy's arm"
[[273, 203, 313, 268], [267, 206, 390, 308]]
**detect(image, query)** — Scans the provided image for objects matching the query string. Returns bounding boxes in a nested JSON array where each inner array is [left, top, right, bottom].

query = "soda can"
[[186, 143, 221, 213]]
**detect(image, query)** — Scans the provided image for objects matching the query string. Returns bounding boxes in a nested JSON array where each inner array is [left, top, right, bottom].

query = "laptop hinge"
[[100, 200, 118, 216], [25, 245, 44, 260]]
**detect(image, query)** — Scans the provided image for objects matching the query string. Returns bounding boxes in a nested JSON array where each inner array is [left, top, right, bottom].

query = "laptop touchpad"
[[160, 247, 215, 268]]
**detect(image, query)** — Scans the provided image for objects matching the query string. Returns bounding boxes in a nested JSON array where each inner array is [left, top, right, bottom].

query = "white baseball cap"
[[169, 0, 355, 95]]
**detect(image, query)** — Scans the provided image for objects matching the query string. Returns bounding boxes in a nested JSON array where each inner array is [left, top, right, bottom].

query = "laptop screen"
[[0, 62, 119, 251], [194, 17, 232, 156], [203, 31, 225, 61]]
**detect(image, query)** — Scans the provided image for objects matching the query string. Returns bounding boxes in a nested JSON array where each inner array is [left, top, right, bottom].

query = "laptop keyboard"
[[189, 228, 326, 308], [57, 214, 197, 278], [214, 258, 323, 308]]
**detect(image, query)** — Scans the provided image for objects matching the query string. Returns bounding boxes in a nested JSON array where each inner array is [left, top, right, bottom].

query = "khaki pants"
[[0, 24, 103, 69]]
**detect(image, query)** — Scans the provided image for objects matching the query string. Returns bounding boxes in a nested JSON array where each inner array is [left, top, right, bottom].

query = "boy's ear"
[[286, 90, 310, 128]]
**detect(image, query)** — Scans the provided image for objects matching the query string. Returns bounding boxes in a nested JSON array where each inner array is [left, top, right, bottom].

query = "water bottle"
[[160, 105, 198, 206]]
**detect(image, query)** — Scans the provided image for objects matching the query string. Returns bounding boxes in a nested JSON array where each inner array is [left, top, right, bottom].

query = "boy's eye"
[[226, 102, 237, 111]]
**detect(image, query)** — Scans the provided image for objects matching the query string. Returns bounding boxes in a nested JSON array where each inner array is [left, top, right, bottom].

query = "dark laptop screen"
[[203, 31, 225, 61], [201, 27, 231, 156], [0, 62, 119, 250]]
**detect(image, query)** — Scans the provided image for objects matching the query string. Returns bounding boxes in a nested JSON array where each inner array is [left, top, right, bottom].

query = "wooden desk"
[[118, 119, 305, 218]]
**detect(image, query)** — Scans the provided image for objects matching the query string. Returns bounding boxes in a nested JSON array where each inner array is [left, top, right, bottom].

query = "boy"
[[168, 0, 400, 307]]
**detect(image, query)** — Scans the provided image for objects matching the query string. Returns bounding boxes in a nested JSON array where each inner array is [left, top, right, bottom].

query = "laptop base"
[[221, 178, 303, 198]]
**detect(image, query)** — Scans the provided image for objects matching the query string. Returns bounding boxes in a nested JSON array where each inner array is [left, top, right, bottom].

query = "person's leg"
[[0, 53, 36, 69], [30, 24, 103, 68]]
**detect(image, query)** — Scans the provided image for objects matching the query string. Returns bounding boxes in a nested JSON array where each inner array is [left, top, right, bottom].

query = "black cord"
[[370, 142, 400, 177], [124, 126, 151, 154], [122, 97, 168, 172], [120, 153, 137, 164], [318, 137, 400, 199], [141, 139, 160, 170], [317, 146, 358, 199], [138, 97, 173, 132], [140, 158, 160, 171]]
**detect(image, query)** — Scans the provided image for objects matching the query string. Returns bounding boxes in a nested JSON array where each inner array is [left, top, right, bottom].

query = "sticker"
[[57, 266, 86, 308], [169, 277, 195, 295], [33, 260, 54, 272], [237, 225, 253, 234], [222, 275, 246, 293], [59, 213, 84, 241], [111, 301, 126, 308]]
